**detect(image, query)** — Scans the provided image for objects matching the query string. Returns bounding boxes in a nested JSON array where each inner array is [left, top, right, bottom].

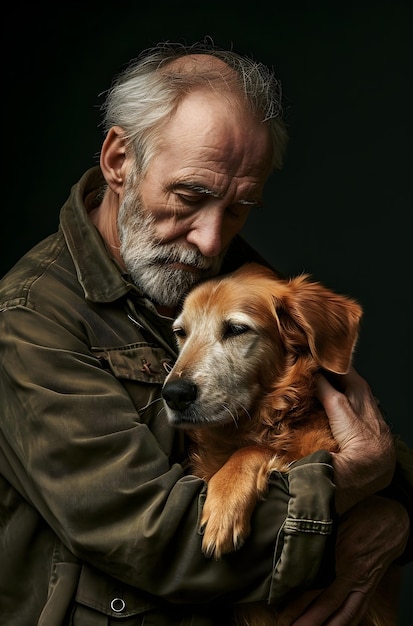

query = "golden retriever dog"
[[162, 262, 392, 626]]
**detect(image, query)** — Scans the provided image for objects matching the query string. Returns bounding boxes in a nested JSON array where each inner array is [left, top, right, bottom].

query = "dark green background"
[[3, 1, 412, 621]]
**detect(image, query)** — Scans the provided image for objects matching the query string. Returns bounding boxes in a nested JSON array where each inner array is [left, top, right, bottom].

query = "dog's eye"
[[223, 323, 250, 338], [173, 327, 187, 338]]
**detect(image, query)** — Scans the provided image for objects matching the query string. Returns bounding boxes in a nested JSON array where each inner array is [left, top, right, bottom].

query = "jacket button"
[[110, 597, 126, 613]]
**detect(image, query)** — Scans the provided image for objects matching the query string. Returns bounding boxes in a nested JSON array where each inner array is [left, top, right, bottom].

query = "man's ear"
[[100, 126, 128, 194]]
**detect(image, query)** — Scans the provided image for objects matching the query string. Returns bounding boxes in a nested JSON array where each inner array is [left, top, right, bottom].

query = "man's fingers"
[[315, 367, 395, 512], [315, 368, 394, 457], [315, 373, 358, 447]]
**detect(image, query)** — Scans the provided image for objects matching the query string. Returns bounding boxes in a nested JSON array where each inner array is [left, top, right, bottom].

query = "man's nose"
[[185, 211, 230, 257]]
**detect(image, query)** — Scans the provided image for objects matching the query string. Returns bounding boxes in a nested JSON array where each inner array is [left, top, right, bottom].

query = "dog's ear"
[[277, 276, 363, 374]]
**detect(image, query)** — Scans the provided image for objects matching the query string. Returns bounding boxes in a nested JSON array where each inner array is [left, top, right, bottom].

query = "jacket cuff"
[[268, 450, 337, 605]]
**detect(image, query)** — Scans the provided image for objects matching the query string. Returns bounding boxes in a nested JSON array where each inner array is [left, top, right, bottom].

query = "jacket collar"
[[60, 166, 135, 303]]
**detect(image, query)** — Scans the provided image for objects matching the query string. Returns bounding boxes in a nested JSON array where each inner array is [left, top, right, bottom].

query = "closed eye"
[[223, 322, 250, 339], [176, 192, 204, 205], [172, 326, 187, 338]]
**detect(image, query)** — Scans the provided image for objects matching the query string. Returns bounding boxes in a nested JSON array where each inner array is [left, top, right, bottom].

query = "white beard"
[[117, 182, 225, 308]]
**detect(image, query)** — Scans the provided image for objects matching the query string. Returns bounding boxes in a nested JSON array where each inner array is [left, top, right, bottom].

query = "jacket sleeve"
[[0, 304, 336, 606]]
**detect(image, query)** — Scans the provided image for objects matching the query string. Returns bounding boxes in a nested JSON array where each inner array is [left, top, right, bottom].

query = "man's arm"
[[0, 304, 336, 605], [277, 368, 412, 624]]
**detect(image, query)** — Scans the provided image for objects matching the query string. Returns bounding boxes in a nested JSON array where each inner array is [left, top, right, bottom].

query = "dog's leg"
[[200, 446, 274, 559]]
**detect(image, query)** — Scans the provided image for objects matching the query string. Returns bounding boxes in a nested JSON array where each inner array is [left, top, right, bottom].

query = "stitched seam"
[[284, 518, 333, 535]]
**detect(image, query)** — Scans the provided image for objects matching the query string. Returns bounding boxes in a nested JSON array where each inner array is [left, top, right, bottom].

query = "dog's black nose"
[[162, 379, 197, 411]]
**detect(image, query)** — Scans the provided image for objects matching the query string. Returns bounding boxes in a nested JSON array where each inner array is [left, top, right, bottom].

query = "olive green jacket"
[[0, 167, 410, 626]]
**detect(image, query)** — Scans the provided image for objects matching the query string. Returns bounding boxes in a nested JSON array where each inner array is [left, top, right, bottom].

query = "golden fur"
[[162, 262, 395, 626]]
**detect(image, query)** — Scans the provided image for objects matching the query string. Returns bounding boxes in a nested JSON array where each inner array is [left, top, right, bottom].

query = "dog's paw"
[[199, 496, 252, 559], [197, 449, 267, 559]]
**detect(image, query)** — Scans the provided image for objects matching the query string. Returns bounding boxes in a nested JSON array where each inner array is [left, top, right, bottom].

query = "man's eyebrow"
[[170, 181, 263, 206], [171, 181, 223, 198]]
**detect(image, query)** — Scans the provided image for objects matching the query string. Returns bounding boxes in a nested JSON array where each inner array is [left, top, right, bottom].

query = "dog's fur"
[[162, 262, 394, 626]]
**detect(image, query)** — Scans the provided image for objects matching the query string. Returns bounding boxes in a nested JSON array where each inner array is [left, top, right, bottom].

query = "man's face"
[[118, 183, 225, 309], [118, 89, 273, 310]]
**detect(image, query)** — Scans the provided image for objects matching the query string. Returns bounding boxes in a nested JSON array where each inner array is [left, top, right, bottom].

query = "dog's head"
[[162, 262, 362, 429]]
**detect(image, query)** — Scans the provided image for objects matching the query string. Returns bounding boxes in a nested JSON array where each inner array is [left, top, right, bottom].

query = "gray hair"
[[101, 39, 288, 172]]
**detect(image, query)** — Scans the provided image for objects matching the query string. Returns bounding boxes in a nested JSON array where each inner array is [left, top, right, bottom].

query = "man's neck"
[[89, 190, 124, 269]]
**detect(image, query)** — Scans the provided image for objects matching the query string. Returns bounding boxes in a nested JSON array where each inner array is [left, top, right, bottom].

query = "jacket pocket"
[[70, 564, 156, 624], [70, 565, 226, 625], [92, 343, 173, 385]]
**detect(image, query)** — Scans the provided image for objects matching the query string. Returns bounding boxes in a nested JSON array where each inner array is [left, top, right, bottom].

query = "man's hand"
[[316, 367, 396, 514], [277, 496, 409, 625], [276, 367, 407, 625]]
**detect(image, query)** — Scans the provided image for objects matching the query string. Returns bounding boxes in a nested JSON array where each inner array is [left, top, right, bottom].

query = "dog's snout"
[[162, 379, 197, 411]]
